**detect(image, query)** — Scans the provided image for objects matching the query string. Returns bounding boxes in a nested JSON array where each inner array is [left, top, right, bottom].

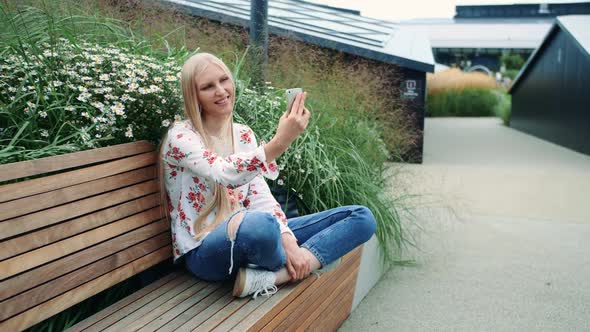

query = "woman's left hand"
[[281, 233, 310, 281]]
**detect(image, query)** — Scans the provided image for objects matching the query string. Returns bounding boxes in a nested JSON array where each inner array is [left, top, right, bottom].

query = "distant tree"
[[500, 53, 525, 70]]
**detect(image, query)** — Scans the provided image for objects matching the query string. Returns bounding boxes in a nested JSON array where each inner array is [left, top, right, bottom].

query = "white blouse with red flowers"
[[163, 120, 293, 263]]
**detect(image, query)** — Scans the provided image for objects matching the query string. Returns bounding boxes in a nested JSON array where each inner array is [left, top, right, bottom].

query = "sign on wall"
[[401, 79, 422, 101]]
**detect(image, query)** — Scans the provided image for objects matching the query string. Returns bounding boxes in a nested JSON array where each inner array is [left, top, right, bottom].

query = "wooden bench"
[[0, 141, 363, 331]]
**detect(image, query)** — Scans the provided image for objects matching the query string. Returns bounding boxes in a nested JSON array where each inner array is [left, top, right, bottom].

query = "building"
[[161, 0, 435, 162], [400, 2, 590, 72], [509, 15, 590, 155]]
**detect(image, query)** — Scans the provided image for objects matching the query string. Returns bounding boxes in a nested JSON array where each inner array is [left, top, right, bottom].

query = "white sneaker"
[[233, 267, 278, 299]]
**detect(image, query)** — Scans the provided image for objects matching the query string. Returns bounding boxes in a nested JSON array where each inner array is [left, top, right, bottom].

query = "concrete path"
[[341, 117, 590, 331]]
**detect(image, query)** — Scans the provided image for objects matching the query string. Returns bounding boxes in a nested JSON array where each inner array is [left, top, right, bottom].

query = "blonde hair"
[[158, 53, 237, 240]]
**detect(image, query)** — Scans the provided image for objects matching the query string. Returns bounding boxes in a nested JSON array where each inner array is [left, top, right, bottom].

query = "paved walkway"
[[341, 117, 590, 331]]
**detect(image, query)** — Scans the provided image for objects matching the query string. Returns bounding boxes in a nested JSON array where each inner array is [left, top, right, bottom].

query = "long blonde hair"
[[158, 53, 237, 240]]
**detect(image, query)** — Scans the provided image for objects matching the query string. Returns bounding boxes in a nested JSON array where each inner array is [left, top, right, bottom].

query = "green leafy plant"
[[500, 53, 525, 70]]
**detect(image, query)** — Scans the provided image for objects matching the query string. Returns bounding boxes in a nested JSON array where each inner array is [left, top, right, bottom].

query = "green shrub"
[[503, 69, 520, 80], [492, 90, 511, 125], [500, 53, 525, 70], [427, 88, 503, 117]]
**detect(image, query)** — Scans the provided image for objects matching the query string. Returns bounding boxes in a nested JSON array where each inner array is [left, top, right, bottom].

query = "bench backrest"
[[0, 141, 171, 331]]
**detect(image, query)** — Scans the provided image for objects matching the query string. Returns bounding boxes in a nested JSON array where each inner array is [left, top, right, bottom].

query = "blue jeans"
[[184, 205, 377, 282]]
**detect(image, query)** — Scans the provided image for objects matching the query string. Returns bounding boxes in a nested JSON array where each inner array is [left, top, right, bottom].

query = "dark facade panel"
[[398, 68, 426, 163], [511, 29, 590, 155], [456, 3, 590, 19]]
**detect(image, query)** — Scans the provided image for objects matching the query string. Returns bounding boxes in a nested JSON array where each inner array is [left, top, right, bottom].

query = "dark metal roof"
[[509, 15, 590, 93], [161, 0, 434, 72]]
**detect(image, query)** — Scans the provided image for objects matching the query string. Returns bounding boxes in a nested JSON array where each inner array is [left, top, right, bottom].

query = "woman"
[[158, 53, 376, 299]]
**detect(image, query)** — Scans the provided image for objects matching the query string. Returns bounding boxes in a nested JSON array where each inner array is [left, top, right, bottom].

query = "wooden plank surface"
[[229, 278, 312, 332], [193, 296, 250, 332], [137, 282, 224, 332], [0, 221, 169, 301], [296, 266, 360, 332], [102, 278, 201, 332], [272, 253, 360, 331], [0, 233, 170, 321], [0, 245, 172, 331], [67, 272, 182, 332], [210, 290, 274, 332], [306, 283, 355, 332], [0, 193, 159, 261], [157, 285, 231, 332], [0, 207, 162, 280], [0, 151, 155, 203], [81, 273, 192, 332], [258, 248, 361, 332], [0, 141, 154, 183], [113, 280, 209, 332], [174, 289, 234, 332], [0, 179, 158, 240], [0, 166, 155, 221]]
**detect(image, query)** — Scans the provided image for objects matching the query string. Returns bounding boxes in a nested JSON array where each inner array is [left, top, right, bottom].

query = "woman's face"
[[195, 64, 233, 118]]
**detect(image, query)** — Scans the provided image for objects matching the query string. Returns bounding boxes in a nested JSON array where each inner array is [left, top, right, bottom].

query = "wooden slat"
[[193, 296, 250, 332], [0, 166, 155, 221], [0, 245, 172, 332], [273, 258, 359, 331], [175, 289, 234, 332], [0, 151, 155, 203], [138, 282, 224, 332], [232, 278, 317, 332], [210, 289, 275, 332], [296, 266, 360, 331], [0, 207, 162, 280], [102, 278, 201, 332], [0, 220, 169, 301], [157, 285, 231, 332], [114, 280, 209, 332], [307, 283, 355, 332], [0, 179, 158, 240], [67, 272, 183, 332], [0, 140, 154, 183], [0, 233, 170, 321], [277, 256, 360, 330], [84, 273, 193, 332], [259, 248, 361, 332], [0, 193, 159, 261]]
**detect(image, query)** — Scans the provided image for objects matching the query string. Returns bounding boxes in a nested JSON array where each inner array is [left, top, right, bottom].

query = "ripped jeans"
[[184, 205, 377, 282]]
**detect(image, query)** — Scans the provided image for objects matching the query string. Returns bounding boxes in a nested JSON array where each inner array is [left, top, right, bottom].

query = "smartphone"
[[286, 88, 303, 113]]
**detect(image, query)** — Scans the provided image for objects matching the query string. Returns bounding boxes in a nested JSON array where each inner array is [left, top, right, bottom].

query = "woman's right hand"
[[275, 92, 310, 146], [264, 92, 310, 162]]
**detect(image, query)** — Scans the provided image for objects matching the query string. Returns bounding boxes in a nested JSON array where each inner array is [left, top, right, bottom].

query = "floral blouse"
[[163, 120, 293, 263]]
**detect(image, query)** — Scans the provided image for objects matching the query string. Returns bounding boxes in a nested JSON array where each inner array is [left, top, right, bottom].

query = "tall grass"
[[427, 68, 499, 94], [426, 68, 511, 119]]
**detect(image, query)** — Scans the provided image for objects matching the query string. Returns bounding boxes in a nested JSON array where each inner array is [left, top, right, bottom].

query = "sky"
[[309, 0, 589, 21]]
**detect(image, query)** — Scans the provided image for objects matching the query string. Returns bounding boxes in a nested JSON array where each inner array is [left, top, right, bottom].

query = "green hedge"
[[427, 88, 510, 120]]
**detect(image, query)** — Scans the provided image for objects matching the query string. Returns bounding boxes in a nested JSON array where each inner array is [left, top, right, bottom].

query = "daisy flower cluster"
[[0, 37, 183, 150]]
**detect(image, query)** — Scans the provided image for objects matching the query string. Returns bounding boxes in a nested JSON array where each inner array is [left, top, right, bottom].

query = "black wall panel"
[[511, 29, 590, 155]]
